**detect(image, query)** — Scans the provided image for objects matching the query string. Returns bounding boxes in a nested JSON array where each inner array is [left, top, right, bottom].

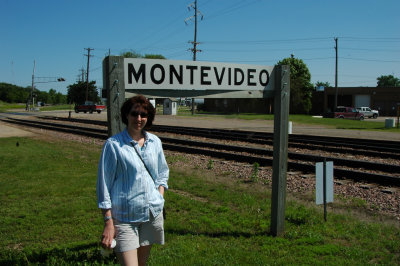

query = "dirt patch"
[[169, 188, 208, 203], [0, 122, 35, 138]]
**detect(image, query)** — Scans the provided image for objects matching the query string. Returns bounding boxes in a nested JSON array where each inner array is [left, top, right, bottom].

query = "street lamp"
[[30, 60, 65, 111]]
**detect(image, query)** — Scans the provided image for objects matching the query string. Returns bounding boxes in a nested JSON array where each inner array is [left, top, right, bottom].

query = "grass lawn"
[[0, 102, 26, 113], [0, 102, 74, 113], [39, 104, 75, 111], [0, 136, 399, 265]]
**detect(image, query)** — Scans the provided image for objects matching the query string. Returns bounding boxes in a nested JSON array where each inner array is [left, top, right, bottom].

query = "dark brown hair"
[[121, 95, 155, 129]]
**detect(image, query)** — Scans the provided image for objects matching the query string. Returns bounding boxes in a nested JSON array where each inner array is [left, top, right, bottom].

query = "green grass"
[[0, 102, 74, 113], [0, 136, 399, 265], [190, 111, 400, 133], [39, 104, 74, 111], [0, 102, 26, 112], [288, 115, 400, 132]]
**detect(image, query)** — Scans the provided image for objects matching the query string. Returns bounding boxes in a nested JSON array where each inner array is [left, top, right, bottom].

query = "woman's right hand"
[[101, 220, 115, 249]]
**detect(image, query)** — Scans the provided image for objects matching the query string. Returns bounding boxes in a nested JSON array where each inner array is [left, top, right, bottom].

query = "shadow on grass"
[[166, 228, 272, 238], [2, 230, 273, 265], [337, 127, 387, 130], [0, 242, 118, 265]]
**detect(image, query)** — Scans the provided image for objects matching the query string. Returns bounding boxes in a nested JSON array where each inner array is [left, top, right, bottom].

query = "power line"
[[340, 37, 400, 42], [203, 47, 332, 53], [201, 37, 333, 44], [204, 0, 260, 21], [341, 57, 400, 63], [341, 47, 400, 52]]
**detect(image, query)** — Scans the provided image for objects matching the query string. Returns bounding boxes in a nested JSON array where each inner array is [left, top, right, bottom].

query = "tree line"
[[0, 83, 67, 105]]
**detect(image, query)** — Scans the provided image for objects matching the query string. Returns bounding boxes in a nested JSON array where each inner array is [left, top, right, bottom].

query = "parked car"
[[356, 107, 379, 119], [324, 106, 365, 120]]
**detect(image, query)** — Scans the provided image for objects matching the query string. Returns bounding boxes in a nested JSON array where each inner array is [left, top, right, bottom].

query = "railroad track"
[[38, 115, 400, 160], [1, 115, 399, 187]]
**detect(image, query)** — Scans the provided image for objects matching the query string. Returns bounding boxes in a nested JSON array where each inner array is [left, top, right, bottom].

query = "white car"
[[356, 107, 379, 119]]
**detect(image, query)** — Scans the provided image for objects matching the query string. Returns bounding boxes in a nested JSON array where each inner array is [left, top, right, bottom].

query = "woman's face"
[[127, 103, 148, 132]]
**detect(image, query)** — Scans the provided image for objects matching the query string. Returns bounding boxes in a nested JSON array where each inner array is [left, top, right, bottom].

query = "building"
[[163, 98, 178, 115], [203, 98, 274, 114], [321, 87, 400, 116], [204, 87, 399, 116]]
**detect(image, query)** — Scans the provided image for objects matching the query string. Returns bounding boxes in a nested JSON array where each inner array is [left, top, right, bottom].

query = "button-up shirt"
[[97, 128, 169, 223]]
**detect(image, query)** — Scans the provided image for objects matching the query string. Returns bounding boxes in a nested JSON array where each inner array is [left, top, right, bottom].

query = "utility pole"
[[81, 68, 85, 82], [84, 48, 94, 102], [334, 38, 338, 110], [30, 60, 36, 111], [186, 0, 203, 115]]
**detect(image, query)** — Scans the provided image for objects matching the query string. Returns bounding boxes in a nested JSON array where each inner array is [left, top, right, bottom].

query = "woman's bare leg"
[[116, 249, 139, 266], [138, 245, 152, 266]]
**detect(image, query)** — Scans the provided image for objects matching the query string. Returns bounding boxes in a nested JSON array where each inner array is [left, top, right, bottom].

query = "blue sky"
[[1, 0, 399, 95]]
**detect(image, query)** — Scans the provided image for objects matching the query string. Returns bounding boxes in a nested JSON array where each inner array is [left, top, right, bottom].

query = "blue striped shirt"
[[97, 128, 169, 223]]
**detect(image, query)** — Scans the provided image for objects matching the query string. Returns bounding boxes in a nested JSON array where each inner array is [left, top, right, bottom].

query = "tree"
[[120, 50, 166, 59], [315, 81, 330, 88], [45, 89, 56, 104], [277, 57, 314, 114], [67, 81, 99, 104], [54, 92, 67, 104], [0, 82, 67, 105], [377, 75, 400, 87], [0, 82, 31, 103], [120, 50, 142, 58], [144, 54, 166, 59]]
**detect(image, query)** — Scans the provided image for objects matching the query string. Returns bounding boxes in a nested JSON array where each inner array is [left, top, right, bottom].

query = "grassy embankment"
[[0, 102, 73, 113], [0, 136, 399, 265], [164, 106, 400, 132], [0, 102, 26, 113]]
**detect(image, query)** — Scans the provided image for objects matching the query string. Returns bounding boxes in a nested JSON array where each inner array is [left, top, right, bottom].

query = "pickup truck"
[[74, 101, 106, 114], [356, 107, 379, 119], [324, 106, 365, 120]]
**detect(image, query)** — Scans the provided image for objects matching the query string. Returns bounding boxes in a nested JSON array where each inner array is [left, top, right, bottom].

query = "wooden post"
[[323, 158, 327, 221], [270, 65, 290, 237], [103, 56, 126, 137]]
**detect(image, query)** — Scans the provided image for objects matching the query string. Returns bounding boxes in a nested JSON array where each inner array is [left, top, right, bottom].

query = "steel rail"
[[162, 143, 400, 187], [39, 115, 400, 153], [160, 137, 400, 174], [0, 118, 107, 140], [2, 116, 399, 187]]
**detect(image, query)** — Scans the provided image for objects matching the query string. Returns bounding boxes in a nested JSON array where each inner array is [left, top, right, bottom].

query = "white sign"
[[316, 161, 334, 205], [124, 58, 274, 91]]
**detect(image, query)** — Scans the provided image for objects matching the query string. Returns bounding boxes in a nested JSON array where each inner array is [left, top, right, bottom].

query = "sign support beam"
[[103, 56, 125, 137], [270, 65, 290, 237]]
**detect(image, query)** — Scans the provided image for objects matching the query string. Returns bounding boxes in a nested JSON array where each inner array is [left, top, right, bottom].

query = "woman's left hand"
[[101, 220, 115, 249], [158, 186, 165, 197]]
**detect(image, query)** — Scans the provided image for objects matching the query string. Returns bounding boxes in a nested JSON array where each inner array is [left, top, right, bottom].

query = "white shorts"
[[113, 211, 164, 253]]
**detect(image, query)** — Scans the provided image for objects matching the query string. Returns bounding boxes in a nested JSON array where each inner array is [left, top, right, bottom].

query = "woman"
[[97, 95, 169, 265]]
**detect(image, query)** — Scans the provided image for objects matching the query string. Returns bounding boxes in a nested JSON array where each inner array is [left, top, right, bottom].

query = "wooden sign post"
[[270, 65, 290, 236]]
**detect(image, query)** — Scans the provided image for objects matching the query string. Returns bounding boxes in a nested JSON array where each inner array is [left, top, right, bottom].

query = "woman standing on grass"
[[97, 95, 169, 265]]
